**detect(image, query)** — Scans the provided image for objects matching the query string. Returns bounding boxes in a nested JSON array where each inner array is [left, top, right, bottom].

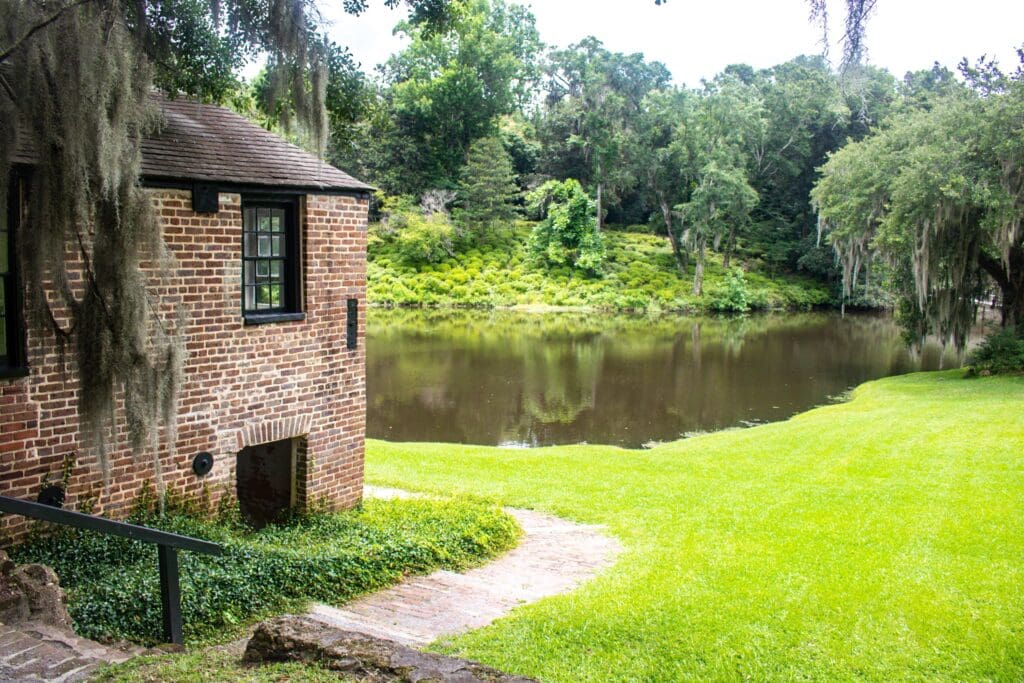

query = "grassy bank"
[[369, 226, 832, 312], [367, 371, 1024, 681]]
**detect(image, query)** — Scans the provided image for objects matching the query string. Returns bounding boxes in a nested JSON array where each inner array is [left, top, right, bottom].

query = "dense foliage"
[[343, 16, 914, 312], [966, 325, 1024, 375], [340, 0, 540, 195], [813, 55, 1024, 348], [368, 225, 830, 311], [527, 179, 605, 275], [455, 135, 521, 233], [9, 494, 519, 645]]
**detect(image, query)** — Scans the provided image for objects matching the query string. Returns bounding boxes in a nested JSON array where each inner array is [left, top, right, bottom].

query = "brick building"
[[1, 97, 370, 539]]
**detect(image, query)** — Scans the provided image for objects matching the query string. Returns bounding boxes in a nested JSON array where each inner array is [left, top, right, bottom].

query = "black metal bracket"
[[346, 298, 358, 349], [0, 494, 221, 645], [191, 184, 219, 214]]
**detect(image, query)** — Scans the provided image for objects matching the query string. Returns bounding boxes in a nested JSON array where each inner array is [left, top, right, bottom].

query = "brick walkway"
[[0, 623, 141, 683], [309, 486, 622, 647]]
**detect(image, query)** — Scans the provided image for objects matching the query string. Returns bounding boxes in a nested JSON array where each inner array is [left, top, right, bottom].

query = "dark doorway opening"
[[236, 438, 300, 528]]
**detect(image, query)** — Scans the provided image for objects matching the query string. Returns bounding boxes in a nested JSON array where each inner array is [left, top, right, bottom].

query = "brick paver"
[[309, 486, 622, 646], [0, 623, 141, 683]]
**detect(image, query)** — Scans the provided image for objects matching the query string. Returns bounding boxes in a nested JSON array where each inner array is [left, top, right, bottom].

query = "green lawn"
[[367, 371, 1024, 681]]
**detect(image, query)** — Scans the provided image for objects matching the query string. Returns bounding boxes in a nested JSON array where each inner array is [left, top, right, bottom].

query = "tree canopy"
[[812, 54, 1024, 347]]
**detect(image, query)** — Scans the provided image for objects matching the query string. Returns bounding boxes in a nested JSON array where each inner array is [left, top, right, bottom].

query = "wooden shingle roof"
[[141, 96, 372, 192]]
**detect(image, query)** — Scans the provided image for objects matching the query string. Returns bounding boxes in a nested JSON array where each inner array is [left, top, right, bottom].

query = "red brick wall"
[[0, 189, 367, 542]]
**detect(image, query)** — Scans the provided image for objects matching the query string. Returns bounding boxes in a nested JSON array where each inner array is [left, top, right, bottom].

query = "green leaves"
[[372, 0, 541, 194], [813, 69, 1024, 347], [455, 136, 520, 233], [527, 180, 605, 276], [10, 497, 519, 645]]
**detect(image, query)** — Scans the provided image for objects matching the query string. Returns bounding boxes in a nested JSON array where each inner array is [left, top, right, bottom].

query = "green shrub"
[[366, 222, 833, 313], [707, 268, 750, 313], [526, 179, 605, 276], [966, 325, 1024, 375], [395, 214, 457, 265], [10, 497, 519, 645]]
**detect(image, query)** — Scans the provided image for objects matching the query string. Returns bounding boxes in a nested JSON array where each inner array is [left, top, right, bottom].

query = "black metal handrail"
[[0, 494, 222, 645]]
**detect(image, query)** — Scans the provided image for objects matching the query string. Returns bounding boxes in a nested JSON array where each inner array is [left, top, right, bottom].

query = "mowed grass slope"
[[367, 371, 1024, 681]]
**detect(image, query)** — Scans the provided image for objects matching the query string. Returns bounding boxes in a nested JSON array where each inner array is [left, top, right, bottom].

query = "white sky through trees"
[[319, 0, 1024, 85]]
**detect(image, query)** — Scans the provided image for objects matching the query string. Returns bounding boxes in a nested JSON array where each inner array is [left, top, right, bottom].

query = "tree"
[[813, 55, 1024, 348], [370, 0, 541, 195], [677, 155, 759, 295], [0, 0, 451, 479], [539, 38, 670, 229], [455, 136, 519, 234], [527, 179, 605, 275], [635, 87, 695, 273], [741, 56, 851, 275]]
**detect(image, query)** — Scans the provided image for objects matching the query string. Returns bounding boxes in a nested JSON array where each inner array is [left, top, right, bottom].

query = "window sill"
[[243, 312, 306, 326], [0, 366, 30, 380]]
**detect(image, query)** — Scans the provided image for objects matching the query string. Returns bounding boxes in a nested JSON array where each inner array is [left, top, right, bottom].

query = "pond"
[[366, 308, 961, 448]]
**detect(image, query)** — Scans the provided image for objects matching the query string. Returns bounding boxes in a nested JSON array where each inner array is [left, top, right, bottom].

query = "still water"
[[366, 309, 959, 448]]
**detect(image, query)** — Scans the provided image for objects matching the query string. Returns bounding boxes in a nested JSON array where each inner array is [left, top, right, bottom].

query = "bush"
[[526, 179, 605, 276], [707, 268, 750, 313], [395, 214, 457, 265], [966, 325, 1024, 375], [9, 496, 520, 645], [366, 222, 833, 312]]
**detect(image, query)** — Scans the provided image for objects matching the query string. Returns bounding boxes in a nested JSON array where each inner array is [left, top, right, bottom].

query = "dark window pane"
[[259, 212, 272, 231], [256, 260, 269, 279], [271, 214, 282, 233], [271, 235, 283, 257], [270, 261, 281, 279], [270, 285, 281, 307]]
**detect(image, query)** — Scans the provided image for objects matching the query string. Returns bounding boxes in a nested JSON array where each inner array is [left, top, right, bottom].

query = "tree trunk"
[[596, 180, 603, 232], [692, 238, 706, 296], [722, 225, 735, 270], [659, 199, 687, 273], [978, 247, 1024, 328]]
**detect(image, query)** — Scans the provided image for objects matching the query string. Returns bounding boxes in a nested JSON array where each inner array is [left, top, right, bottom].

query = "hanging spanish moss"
[[813, 63, 1024, 352], [807, 0, 877, 73], [0, 0, 331, 489], [0, 0, 180, 484]]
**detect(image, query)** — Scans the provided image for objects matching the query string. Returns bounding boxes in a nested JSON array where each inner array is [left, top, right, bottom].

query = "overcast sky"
[[318, 0, 1024, 87]]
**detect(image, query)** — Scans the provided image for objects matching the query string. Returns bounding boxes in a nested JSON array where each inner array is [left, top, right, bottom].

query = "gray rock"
[[244, 615, 537, 683], [0, 550, 72, 629]]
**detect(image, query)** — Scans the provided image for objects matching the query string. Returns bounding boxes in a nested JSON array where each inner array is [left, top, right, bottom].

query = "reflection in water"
[[367, 309, 960, 448]]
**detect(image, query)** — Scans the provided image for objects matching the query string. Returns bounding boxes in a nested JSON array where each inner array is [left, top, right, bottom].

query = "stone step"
[[0, 622, 142, 683]]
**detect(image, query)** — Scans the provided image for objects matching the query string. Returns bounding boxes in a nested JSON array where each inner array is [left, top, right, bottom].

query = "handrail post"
[[157, 545, 184, 645], [0, 494, 219, 646]]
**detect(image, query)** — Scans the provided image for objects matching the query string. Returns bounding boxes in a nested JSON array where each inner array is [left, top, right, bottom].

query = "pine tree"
[[455, 136, 520, 234]]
